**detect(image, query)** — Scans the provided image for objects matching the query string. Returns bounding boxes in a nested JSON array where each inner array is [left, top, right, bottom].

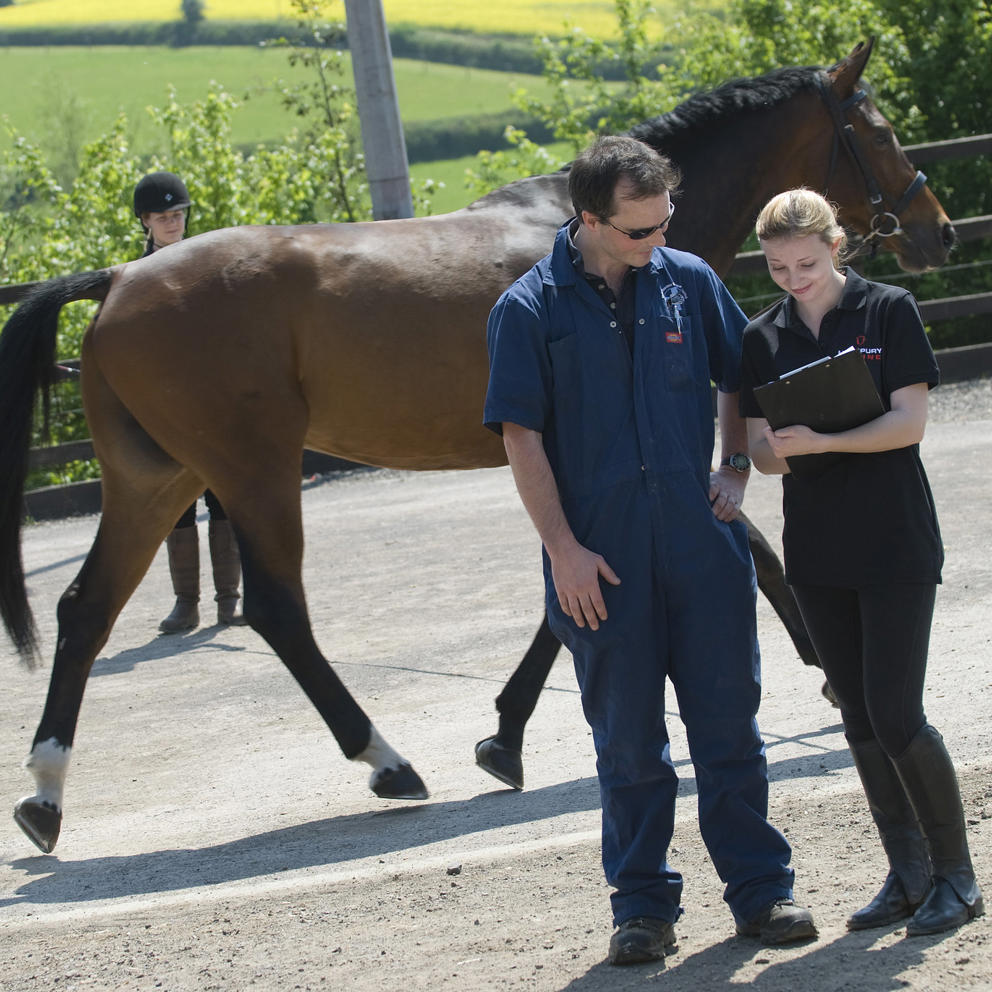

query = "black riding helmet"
[[133, 171, 192, 218]]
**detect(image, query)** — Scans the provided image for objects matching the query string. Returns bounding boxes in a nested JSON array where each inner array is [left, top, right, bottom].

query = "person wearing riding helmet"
[[133, 171, 247, 633]]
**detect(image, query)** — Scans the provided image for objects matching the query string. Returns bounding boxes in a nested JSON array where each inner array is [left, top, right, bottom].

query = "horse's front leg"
[[475, 612, 561, 790]]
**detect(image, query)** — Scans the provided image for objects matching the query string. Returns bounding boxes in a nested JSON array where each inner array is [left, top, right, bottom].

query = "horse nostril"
[[941, 222, 957, 250]]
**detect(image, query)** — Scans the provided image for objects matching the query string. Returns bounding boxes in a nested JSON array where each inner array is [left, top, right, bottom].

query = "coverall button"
[[638, 318, 646, 324], [609, 321, 617, 328]]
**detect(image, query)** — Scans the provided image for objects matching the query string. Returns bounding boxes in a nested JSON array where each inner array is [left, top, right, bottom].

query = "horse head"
[[821, 39, 955, 272]]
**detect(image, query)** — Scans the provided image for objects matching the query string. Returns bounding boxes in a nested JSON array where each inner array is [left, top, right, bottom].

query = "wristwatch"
[[721, 452, 752, 473]]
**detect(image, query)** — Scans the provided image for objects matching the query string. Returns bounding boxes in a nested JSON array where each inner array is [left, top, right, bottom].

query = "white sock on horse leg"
[[23, 736, 72, 810]]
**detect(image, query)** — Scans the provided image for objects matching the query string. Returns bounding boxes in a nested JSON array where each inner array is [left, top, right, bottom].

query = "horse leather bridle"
[[816, 73, 928, 255]]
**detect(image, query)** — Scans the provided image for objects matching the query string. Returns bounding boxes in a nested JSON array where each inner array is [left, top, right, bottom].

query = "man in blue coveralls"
[[484, 136, 817, 965]]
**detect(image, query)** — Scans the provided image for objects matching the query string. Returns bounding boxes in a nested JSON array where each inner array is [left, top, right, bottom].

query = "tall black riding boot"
[[893, 724, 985, 936], [209, 519, 246, 625], [159, 525, 200, 633], [847, 738, 932, 930]]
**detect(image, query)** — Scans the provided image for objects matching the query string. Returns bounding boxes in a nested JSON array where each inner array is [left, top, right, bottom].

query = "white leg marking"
[[354, 724, 406, 786], [23, 737, 72, 810]]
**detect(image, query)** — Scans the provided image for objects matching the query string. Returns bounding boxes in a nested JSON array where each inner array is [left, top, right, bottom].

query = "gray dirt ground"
[[0, 379, 990, 991]]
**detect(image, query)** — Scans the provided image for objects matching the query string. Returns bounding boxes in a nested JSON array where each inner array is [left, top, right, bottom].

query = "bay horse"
[[0, 40, 952, 853]]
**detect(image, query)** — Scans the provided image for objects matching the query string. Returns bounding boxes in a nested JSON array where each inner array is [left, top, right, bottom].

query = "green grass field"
[[0, 45, 575, 211], [0, 4, 701, 214], [0, 46, 558, 143]]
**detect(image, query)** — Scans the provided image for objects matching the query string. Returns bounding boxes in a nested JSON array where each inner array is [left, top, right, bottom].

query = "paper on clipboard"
[[753, 346, 884, 478]]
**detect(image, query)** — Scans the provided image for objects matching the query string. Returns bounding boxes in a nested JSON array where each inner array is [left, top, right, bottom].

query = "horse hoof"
[[371, 763, 429, 801], [474, 737, 524, 790], [13, 797, 62, 853]]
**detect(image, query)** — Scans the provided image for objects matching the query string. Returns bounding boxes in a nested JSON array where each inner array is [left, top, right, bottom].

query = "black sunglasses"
[[605, 202, 676, 241]]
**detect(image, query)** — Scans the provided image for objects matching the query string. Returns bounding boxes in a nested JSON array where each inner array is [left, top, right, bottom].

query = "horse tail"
[[0, 269, 115, 663], [0, 281, 44, 305]]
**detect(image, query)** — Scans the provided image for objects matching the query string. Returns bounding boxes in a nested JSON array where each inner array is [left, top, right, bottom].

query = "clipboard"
[[753, 346, 884, 478]]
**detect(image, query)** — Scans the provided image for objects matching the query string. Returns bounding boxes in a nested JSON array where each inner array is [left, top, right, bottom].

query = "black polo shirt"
[[739, 268, 943, 587]]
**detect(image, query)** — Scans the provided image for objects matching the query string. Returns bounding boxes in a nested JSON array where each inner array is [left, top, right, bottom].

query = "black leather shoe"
[[736, 899, 818, 945], [906, 878, 985, 936], [848, 871, 929, 930], [608, 916, 677, 965]]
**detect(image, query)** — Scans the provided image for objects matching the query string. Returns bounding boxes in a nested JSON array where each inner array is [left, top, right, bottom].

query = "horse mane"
[[465, 64, 826, 212], [628, 65, 822, 151]]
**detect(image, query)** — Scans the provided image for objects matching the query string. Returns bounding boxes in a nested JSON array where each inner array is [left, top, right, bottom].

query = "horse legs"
[[212, 470, 427, 803], [474, 614, 560, 790], [475, 513, 827, 792], [741, 512, 820, 668], [15, 476, 201, 852]]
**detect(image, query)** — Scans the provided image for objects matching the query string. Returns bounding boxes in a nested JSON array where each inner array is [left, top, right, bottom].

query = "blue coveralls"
[[484, 222, 794, 927]]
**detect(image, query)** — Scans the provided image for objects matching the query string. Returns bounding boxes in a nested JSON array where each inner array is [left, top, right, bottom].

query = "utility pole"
[[343, 0, 414, 220]]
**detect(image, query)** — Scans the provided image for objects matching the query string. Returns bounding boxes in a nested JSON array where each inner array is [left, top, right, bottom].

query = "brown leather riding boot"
[[209, 519, 246, 625], [893, 724, 985, 936], [847, 738, 932, 930], [159, 526, 200, 633]]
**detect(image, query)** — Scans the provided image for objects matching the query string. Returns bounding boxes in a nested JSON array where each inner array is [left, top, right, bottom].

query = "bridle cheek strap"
[[816, 74, 927, 246]]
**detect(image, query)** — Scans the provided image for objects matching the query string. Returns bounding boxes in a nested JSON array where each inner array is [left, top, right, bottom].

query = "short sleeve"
[[483, 282, 552, 436], [739, 326, 777, 418], [881, 291, 940, 395], [697, 263, 748, 393]]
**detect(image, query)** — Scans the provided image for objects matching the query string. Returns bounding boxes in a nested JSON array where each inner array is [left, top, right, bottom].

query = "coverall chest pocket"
[[656, 307, 697, 391]]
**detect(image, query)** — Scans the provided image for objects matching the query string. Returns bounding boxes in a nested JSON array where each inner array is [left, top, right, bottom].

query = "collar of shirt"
[[565, 220, 638, 295], [566, 219, 638, 352], [774, 266, 870, 332]]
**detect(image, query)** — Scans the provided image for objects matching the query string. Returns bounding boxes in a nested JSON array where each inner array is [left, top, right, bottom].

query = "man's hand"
[[709, 465, 747, 522], [548, 542, 621, 631]]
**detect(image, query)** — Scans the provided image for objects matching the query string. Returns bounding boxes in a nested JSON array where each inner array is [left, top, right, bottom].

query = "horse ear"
[[827, 37, 876, 96]]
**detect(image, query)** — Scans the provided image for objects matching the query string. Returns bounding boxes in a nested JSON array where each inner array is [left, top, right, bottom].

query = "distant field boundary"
[[0, 21, 655, 78]]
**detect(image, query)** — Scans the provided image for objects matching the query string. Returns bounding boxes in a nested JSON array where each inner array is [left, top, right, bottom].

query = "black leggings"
[[791, 583, 935, 757], [174, 488, 227, 530]]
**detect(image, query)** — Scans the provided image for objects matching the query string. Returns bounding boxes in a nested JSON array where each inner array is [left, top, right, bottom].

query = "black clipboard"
[[753, 346, 884, 478]]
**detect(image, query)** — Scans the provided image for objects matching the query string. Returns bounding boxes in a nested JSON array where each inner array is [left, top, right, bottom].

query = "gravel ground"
[[928, 375, 992, 422], [0, 376, 989, 992]]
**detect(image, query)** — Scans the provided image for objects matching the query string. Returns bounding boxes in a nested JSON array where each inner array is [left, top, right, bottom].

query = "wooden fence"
[[21, 133, 992, 520]]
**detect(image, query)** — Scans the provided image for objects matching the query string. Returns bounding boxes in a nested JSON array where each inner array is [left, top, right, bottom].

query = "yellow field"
[[0, 0, 720, 37]]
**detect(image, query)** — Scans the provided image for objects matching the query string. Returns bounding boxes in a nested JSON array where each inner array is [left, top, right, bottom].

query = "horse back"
[[86, 183, 570, 472]]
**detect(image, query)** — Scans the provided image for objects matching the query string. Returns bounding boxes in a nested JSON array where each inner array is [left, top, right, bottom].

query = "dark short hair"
[[569, 135, 681, 221]]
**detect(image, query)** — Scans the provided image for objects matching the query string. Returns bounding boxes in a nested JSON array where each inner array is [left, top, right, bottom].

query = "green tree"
[[175, 0, 206, 46], [261, 0, 370, 222], [515, 0, 671, 153], [472, 0, 990, 345], [655, 0, 992, 343]]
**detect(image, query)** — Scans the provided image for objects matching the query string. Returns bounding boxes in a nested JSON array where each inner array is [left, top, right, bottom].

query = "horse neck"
[[660, 92, 828, 277]]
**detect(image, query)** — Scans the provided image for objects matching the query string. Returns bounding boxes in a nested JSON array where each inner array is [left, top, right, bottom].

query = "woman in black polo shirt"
[[739, 189, 982, 937]]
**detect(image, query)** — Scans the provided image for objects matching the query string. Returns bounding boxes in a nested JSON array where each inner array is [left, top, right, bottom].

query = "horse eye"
[[873, 129, 893, 148]]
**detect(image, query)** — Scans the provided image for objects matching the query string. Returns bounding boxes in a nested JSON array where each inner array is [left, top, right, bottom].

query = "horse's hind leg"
[[475, 613, 561, 790], [15, 471, 202, 853], [741, 512, 821, 668], [213, 467, 427, 802], [475, 513, 829, 796]]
